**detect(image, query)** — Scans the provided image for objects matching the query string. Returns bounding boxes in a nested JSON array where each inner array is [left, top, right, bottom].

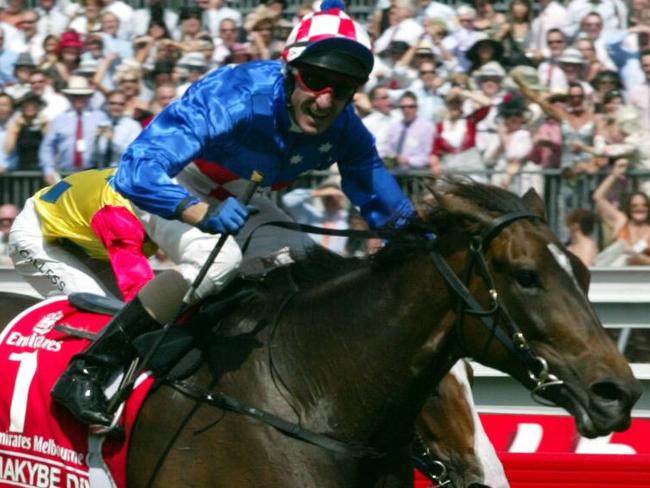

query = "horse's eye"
[[514, 269, 540, 289]]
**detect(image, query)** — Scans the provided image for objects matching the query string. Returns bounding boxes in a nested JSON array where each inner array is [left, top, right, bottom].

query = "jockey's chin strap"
[[429, 211, 564, 404]]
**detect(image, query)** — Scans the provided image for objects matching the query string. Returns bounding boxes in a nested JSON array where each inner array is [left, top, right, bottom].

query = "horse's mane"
[[285, 179, 532, 290]]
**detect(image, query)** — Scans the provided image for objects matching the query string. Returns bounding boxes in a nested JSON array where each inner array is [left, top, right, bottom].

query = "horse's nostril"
[[590, 379, 629, 404]]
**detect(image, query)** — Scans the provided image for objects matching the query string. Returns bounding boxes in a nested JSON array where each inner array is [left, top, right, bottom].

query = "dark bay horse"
[[123, 181, 640, 487], [0, 181, 641, 487]]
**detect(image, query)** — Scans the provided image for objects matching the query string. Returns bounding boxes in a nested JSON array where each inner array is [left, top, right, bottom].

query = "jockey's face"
[[290, 65, 358, 135]]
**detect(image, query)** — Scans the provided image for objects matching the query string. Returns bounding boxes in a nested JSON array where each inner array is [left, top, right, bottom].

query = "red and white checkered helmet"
[[282, 0, 374, 81]]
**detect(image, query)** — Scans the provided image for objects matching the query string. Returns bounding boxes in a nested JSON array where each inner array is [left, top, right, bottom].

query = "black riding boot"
[[51, 297, 160, 426]]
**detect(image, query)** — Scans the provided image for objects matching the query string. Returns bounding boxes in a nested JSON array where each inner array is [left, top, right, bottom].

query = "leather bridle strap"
[[169, 380, 388, 458], [430, 211, 548, 379]]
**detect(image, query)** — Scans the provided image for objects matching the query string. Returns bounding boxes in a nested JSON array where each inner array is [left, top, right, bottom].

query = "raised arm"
[[512, 72, 564, 122], [592, 158, 629, 233]]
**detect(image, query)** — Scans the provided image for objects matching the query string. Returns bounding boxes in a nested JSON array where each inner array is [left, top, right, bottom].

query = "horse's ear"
[[522, 188, 548, 221]]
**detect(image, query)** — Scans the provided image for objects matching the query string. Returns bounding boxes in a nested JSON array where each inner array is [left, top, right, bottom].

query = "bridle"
[[429, 210, 564, 404]]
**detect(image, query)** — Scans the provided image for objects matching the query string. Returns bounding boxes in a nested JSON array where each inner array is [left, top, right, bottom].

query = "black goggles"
[[292, 66, 361, 101]]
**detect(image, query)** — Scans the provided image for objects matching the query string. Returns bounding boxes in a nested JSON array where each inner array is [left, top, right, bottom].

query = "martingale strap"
[[169, 380, 389, 459]]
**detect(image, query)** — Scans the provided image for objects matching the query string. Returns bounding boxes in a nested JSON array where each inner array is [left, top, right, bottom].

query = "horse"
[[0, 181, 642, 487], [416, 360, 508, 488], [124, 181, 640, 487], [0, 295, 505, 488]]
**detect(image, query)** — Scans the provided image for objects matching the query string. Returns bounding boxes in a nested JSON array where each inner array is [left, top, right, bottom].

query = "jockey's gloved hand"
[[198, 197, 253, 235]]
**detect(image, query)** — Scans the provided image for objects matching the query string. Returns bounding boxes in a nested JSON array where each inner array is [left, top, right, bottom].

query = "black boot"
[[51, 297, 160, 426]]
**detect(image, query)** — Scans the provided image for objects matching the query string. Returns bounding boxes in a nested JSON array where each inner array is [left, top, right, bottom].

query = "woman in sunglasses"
[[51, 0, 419, 427]]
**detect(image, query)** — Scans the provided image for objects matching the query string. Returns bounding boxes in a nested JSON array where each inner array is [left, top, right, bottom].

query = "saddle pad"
[[0, 296, 154, 488]]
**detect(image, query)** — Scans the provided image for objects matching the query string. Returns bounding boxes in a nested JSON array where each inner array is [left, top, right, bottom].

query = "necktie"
[[103, 120, 116, 167], [74, 113, 83, 169], [395, 121, 411, 156]]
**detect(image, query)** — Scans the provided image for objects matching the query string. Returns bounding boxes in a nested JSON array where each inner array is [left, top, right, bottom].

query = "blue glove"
[[198, 197, 251, 235]]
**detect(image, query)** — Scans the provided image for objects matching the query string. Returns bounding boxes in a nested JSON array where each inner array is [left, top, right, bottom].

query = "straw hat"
[[505, 65, 544, 92], [61, 75, 94, 96], [558, 48, 586, 65], [74, 58, 100, 76], [244, 5, 278, 32], [474, 61, 506, 80]]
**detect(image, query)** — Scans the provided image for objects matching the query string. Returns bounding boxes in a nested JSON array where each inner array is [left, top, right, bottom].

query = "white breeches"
[[8, 197, 119, 298]]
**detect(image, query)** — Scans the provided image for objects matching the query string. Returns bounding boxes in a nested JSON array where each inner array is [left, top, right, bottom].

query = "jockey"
[[9, 168, 156, 302], [52, 0, 419, 426]]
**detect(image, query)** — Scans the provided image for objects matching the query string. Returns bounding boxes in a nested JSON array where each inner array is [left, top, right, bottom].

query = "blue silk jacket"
[[113, 60, 415, 229]]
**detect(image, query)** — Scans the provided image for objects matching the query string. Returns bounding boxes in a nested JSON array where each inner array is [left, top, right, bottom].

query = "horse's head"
[[428, 181, 642, 438], [417, 360, 508, 488]]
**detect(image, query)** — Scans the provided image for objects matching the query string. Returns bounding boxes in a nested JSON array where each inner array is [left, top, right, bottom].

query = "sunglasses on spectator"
[[400, 104, 417, 110], [292, 66, 360, 101], [419, 70, 436, 75], [0, 218, 14, 224], [547, 39, 565, 45], [120, 78, 138, 83], [108, 101, 126, 106]]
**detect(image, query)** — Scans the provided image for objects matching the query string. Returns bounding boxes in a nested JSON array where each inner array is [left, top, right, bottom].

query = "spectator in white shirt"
[[35, 0, 67, 38], [538, 28, 569, 90], [530, 0, 571, 56], [627, 49, 650, 134], [374, 0, 424, 54], [361, 84, 399, 159]]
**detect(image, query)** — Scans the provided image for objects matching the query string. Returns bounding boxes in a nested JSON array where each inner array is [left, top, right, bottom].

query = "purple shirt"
[[383, 116, 435, 169]]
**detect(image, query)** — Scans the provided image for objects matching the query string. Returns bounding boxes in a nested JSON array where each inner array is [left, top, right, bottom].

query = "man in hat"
[[39, 75, 109, 184], [176, 51, 209, 96], [5, 52, 35, 99], [558, 47, 592, 94]]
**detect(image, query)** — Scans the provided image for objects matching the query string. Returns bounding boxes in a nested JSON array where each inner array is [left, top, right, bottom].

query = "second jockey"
[[52, 0, 420, 426]]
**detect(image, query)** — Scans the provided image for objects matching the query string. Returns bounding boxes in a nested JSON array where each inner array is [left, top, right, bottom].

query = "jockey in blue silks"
[[52, 0, 419, 426]]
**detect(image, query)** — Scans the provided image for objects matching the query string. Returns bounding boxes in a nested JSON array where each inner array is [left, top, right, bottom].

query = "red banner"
[[415, 413, 650, 488]]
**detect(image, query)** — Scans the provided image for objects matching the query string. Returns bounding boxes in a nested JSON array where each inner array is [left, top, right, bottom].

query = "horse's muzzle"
[[587, 377, 643, 430]]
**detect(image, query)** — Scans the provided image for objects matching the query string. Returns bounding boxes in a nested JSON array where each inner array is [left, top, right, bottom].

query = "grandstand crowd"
[[0, 0, 647, 271]]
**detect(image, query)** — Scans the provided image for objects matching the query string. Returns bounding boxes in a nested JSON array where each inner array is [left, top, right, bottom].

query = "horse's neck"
[[275, 254, 459, 443]]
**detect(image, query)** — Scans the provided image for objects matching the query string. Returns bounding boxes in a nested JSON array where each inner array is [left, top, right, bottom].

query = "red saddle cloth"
[[0, 297, 154, 488]]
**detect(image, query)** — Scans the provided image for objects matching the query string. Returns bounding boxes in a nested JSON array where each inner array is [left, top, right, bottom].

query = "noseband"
[[430, 211, 564, 404]]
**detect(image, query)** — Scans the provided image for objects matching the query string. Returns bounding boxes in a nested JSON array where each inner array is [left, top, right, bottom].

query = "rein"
[[168, 211, 563, 460]]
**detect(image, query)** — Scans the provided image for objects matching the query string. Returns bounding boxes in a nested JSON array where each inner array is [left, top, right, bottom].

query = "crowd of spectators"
[[0, 0, 646, 265]]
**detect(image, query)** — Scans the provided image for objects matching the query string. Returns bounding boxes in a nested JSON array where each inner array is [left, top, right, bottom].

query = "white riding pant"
[[9, 197, 119, 298]]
